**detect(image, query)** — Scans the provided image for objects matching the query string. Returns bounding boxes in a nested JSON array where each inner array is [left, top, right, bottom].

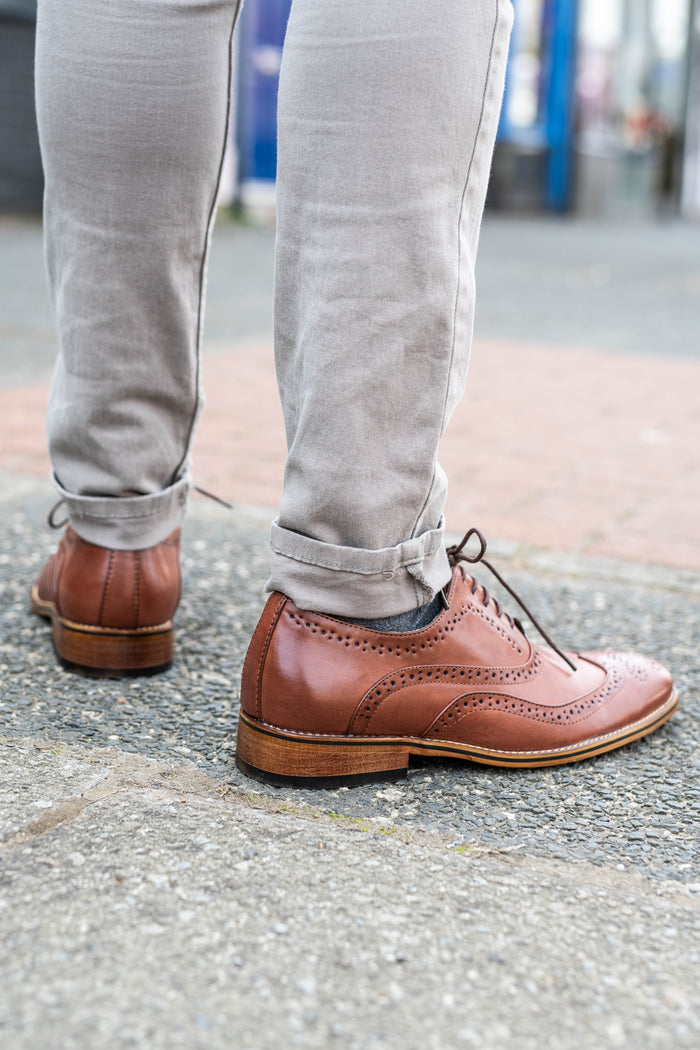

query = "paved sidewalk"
[[1, 216, 699, 1048], [1, 479, 700, 1050], [2, 737, 699, 1050], [2, 214, 699, 568]]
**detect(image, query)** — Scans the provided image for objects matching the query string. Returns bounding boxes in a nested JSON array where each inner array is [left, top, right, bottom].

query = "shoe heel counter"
[[136, 532, 182, 626], [241, 594, 287, 720], [59, 542, 112, 625]]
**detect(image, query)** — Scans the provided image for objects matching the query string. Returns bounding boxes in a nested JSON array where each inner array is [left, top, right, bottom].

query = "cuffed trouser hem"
[[266, 519, 453, 619], [54, 474, 189, 551]]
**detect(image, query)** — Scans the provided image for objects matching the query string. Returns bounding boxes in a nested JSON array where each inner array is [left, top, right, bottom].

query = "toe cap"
[[580, 650, 675, 731]]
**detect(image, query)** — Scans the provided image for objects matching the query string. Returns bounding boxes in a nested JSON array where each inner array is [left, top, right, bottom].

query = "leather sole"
[[31, 586, 174, 677], [235, 690, 679, 786]]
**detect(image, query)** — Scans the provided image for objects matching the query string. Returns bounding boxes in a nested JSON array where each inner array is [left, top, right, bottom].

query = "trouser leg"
[[269, 0, 513, 617], [35, 0, 241, 549]]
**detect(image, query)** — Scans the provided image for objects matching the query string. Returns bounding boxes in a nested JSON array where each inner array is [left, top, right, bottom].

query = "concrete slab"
[[1, 735, 699, 1050]]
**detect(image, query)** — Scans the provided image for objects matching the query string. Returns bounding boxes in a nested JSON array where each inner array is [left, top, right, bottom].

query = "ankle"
[[344, 592, 443, 633]]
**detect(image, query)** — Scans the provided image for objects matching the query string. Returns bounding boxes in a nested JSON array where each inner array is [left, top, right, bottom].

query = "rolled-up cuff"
[[53, 473, 189, 550], [266, 518, 452, 618]]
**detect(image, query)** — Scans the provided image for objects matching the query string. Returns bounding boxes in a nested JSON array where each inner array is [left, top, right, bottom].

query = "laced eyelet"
[[447, 527, 577, 672]]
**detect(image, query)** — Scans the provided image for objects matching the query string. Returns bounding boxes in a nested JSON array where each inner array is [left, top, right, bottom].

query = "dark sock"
[[345, 592, 443, 633]]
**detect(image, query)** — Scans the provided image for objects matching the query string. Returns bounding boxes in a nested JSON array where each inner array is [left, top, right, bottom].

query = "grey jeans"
[[35, 0, 512, 619]]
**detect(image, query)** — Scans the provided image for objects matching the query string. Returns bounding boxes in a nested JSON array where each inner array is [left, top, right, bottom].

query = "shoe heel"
[[52, 618, 174, 677], [235, 713, 409, 787]]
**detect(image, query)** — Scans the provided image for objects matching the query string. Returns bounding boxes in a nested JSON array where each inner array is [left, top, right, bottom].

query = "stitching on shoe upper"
[[349, 653, 544, 733], [425, 664, 624, 735], [133, 551, 141, 626], [99, 551, 116, 627], [284, 598, 526, 659], [253, 595, 287, 720]]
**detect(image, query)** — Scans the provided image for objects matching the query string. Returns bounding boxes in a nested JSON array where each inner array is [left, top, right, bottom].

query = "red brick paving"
[[0, 385, 49, 478], [2, 336, 698, 571]]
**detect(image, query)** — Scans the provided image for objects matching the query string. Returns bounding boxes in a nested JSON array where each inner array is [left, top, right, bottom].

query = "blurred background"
[[2, 0, 700, 219], [1, 0, 699, 573]]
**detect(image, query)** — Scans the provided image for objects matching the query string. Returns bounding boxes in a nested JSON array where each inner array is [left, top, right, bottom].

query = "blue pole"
[[545, 0, 579, 211]]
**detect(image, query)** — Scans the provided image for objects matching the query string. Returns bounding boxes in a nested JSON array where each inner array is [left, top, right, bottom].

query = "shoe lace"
[[193, 485, 234, 510], [47, 499, 68, 529], [446, 527, 577, 672]]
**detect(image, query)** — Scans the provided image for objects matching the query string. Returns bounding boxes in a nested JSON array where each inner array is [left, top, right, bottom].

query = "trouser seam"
[[270, 550, 436, 576], [442, 0, 500, 434], [410, 0, 502, 539], [169, 0, 242, 487], [70, 510, 170, 522]]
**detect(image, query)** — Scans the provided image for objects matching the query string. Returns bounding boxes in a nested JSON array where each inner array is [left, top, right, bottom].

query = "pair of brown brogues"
[[32, 526, 678, 786]]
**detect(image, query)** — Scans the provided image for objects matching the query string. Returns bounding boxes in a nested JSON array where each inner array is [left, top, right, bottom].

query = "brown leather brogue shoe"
[[32, 526, 181, 676], [236, 530, 677, 785]]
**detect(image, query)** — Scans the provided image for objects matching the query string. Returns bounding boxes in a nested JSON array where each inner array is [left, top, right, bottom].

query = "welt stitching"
[[255, 703, 669, 754]]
